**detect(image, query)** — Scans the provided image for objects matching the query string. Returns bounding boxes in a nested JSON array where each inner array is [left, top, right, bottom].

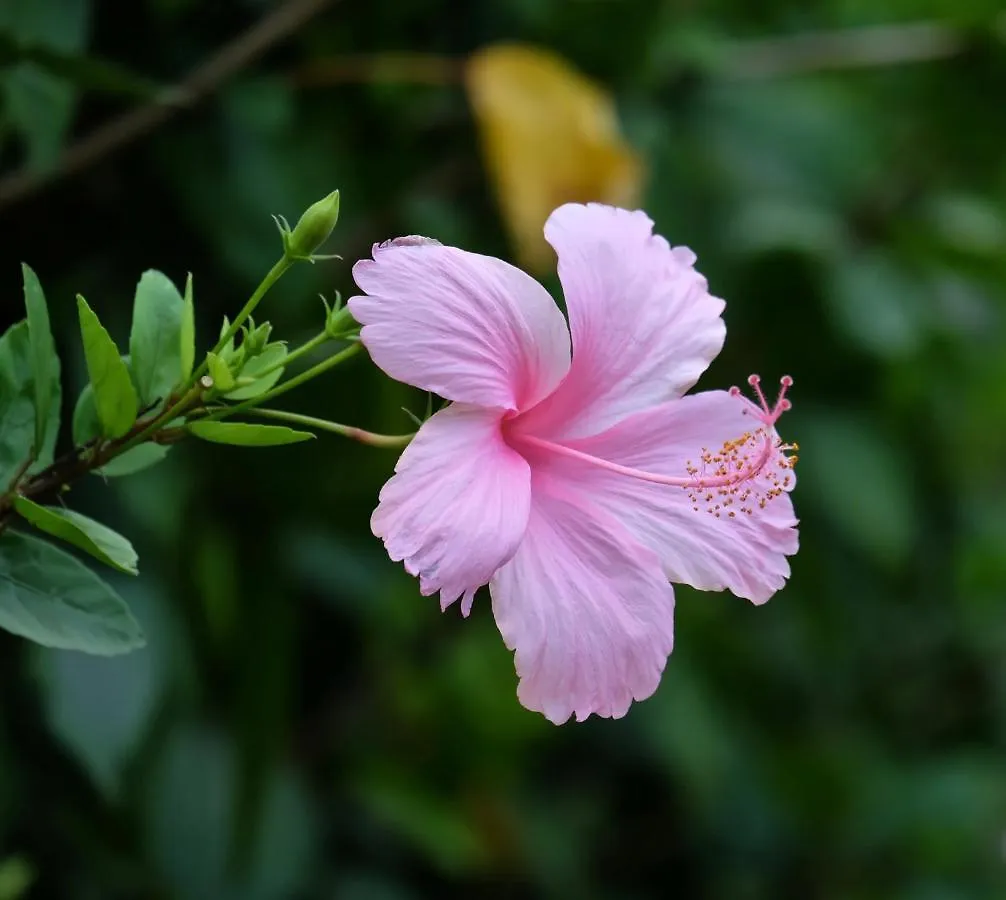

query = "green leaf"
[[0, 0, 87, 171], [2, 65, 75, 172], [0, 856, 35, 900], [73, 384, 171, 478], [99, 443, 171, 478], [145, 727, 317, 900], [77, 296, 138, 439], [206, 352, 235, 392], [225, 343, 286, 401], [129, 270, 185, 405], [0, 531, 144, 654], [13, 497, 138, 575], [145, 728, 235, 899], [187, 421, 314, 447], [0, 321, 60, 487], [21, 264, 58, 457], [826, 254, 927, 359], [0, 32, 161, 101], [798, 412, 917, 569], [180, 273, 195, 382], [38, 585, 178, 800]]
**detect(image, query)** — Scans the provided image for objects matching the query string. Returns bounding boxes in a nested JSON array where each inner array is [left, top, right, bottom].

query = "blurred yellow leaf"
[[465, 44, 643, 273]]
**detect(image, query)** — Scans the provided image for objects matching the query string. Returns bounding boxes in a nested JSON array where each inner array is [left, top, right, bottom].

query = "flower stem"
[[236, 407, 414, 448], [250, 330, 330, 382], [202, 342, 363, 422], [111, 383, 205, 458], [190, 255, 293, 387]]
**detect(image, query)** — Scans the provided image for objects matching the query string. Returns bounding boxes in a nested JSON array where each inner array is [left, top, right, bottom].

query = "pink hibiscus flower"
[[348, 203, 798, 724]]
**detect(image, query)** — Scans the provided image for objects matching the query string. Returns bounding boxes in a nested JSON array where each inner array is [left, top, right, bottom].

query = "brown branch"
[[293, 53, 465, 87], [0, 385, 206, 533], [719, 15, 1006, 80], [0, 0, 337, 211], [293, 15, 1006, 93]]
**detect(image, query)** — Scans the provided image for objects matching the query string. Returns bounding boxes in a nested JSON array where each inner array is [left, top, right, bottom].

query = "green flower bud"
[[285, 190, 340, 260], [243, 321, 273, 358], [222, 344, 246, 371], [323, 292, 351, 338]]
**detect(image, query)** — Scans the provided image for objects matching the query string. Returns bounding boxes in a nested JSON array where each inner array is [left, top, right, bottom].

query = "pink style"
[[348, 203, 798, 725]]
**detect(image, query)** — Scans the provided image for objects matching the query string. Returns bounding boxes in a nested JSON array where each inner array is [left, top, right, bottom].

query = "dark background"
[[1, 0, 1005, 898]]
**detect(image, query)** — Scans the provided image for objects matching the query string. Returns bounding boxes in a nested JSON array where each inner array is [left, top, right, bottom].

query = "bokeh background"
[[2, 0, 1006, 897]]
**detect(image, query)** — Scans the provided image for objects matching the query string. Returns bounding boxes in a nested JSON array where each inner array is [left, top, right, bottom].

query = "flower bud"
[[243, 320, 273, 358], [323, 293, 352, 338], [285, 190, 340, 260]]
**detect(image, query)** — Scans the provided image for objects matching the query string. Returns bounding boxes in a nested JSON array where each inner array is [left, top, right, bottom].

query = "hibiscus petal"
[[490, 471, 675, 724], [349, 240, 571, 411], [373, 403, 532, 611], [518, 203, 725, 438], [537, 390, 798, 604]]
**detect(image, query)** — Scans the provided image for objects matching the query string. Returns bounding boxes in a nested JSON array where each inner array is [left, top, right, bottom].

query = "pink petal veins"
[[490, 471, 675, 724], [516, 203, 726, 439], [349, 240, 571, 412], [372, 403, 532, 613]]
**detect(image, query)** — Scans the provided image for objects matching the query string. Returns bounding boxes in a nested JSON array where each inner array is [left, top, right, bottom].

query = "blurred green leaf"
[[702, 79, 880, 209], [925, 193, 1006, 257], [356, 776, 487, 875], [187, 421, 314, 446], [13, 496, 138, 575], [21, 264, 59, 457], [797, 411, 918, 568], [0, 31, 159, 99], [146, 728, 235, 899], [0, 321, 60, 486], [129, 270, 185, 406], [1, 67, 73, 170], [37, 585, 175, 799], [0, 0, 90, 58], [98, 441, 170, 477], [76, 296, 138, 439], [242, 770, 318, 900], [225, 343, 286, 400], [0, 531, 143, 654], [0, 0, 89, 171], [332, 875, 416, 900], [727, 198, 846, 258], [0, 856, 34, 900], [145, 726, 317, 900], [826, 254, 928, 358]]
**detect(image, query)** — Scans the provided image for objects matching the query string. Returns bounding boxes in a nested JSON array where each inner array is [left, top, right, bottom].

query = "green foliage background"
[[2, 0, 1006, 897]]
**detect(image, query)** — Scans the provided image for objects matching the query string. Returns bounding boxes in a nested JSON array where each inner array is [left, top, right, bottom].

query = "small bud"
[[324, 292, 351, 337], [244, 321, 273, 357], [220, 341, 245, 370], [205, 352, 236, 393], [285, 190, 340, 260]]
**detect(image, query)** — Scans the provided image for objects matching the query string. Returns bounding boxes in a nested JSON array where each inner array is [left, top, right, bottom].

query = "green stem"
[[249, 330, 330, 382], [112, 255, 297, 459], [238, 407, 414, 448], [113, 384, 203, 458], [203, 342, 363, 422], [191, 255, 293, 386]]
